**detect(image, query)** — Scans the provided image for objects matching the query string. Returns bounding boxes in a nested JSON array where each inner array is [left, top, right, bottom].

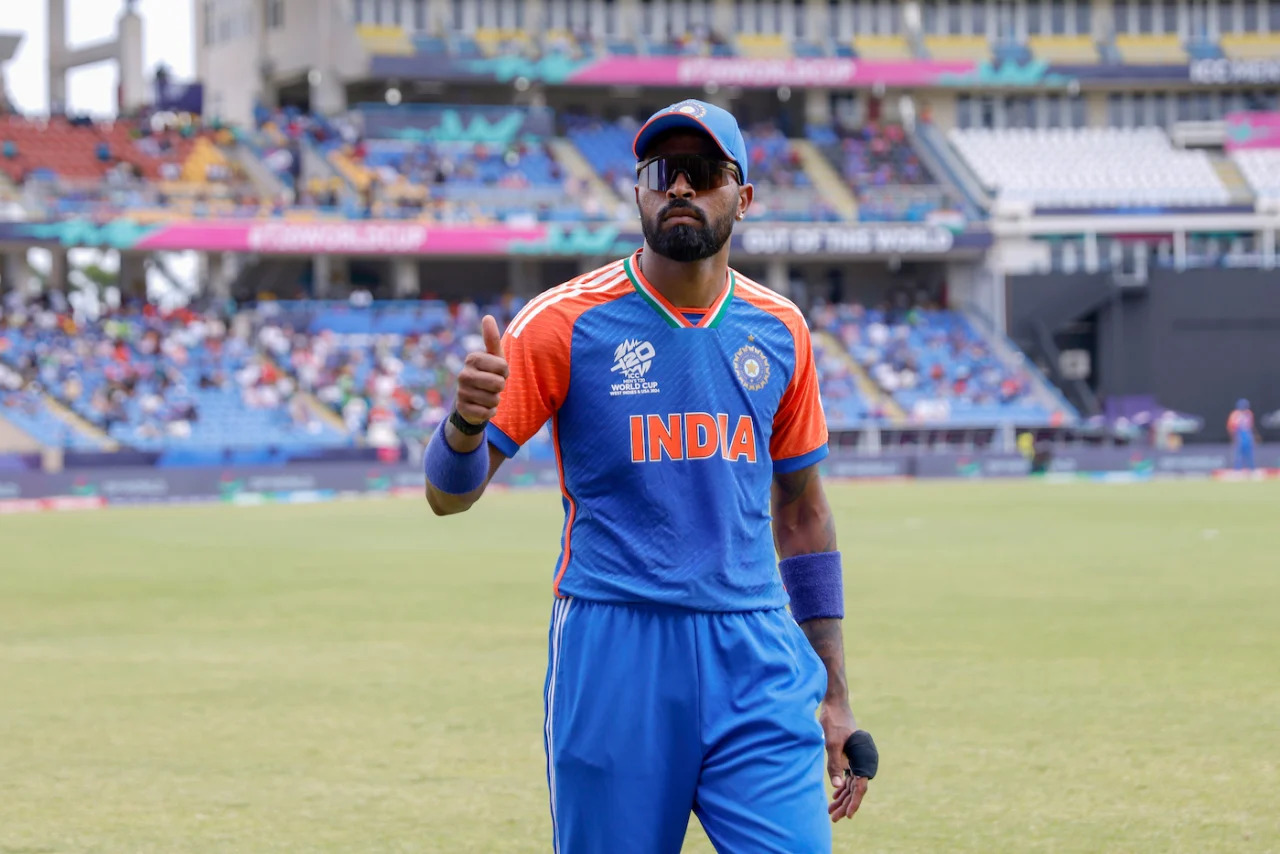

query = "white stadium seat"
[[1231, 150, 1280, 201], [947, 127, 1232, 208]]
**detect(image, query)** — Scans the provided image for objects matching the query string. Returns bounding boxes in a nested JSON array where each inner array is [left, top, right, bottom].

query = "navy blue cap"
[[633, 99, 749, 185], [1238, 398, 1250, 409]]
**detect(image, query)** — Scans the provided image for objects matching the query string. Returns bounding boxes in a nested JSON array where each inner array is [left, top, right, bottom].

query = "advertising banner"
[[0, 220, 991, 258], [1224, 111, 1280, 151], [370, 53, 982, 89], [1190, 58, 1280, 85], [736, 225, 991, 256], [4, 445, 1274, 511], [569, 57, 976, 88]]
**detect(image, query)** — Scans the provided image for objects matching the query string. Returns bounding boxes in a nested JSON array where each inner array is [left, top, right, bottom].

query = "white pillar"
[[119, 251, 148, 298], [313, 254, 332, 298], [766, 258, 789, 296], [46, 0, 68, 112], [805, 87, 831, 127], [117, 6, 147, 114], [716, 0, 737, 36], [392, 257, 420, 297], [1, 251, 30, 295], [618, 0, 639, 37], [205, 252, 231, 302], [48, 250, 69, 294]]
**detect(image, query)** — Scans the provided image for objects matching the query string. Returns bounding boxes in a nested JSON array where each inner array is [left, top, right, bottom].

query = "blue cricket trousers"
[[1234, 438, 1255, 470], [543, 597, 831, 854]]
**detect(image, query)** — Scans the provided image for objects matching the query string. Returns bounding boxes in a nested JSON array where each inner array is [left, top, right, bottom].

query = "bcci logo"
[[610, 339, 661, 396], [733, 344, 770, 392], [670, 100, 707, 119]]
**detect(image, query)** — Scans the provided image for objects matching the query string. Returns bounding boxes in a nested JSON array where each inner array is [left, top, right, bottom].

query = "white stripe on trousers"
[[545, 597, 573, 854]]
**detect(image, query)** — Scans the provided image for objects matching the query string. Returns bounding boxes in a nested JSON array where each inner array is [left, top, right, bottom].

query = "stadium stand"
[[0, 390, 104, 450], [808, 123, 957, 222], [1219, 33, 1280, 60], [815, 303, 1053, 426], [851, 35, 914, 59], [922, 35, 991, 61], [311, 105, 621, 223], [948, 127, 1232, 208], [0, 300, 347, 453], [812, 334, 876, 428], [263, 299, 556, 457], [355, 24, 415, 56], [1112, 34, 1188, 64], [1232, 150, 1280, 200], [736, 33, 790, 59], [1026, 35, 1100, 63]]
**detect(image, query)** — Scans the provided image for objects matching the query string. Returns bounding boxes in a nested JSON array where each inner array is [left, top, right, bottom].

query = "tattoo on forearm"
[[773, 465, 816, 507], [800, 617, 849, 701], [771, 465, 837, 555]]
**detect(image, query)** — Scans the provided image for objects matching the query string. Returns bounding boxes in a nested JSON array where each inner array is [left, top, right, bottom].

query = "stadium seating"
[[740, 122, 840, 222], [1219, 33, 1280, 60], [1026, 35, 1099, 63], [267, 299, 554, 458], [923, 35, 991, 61], [0, 303, 347, 452], [356, 24, 415, 56], [0, 390, 105, 450], [811, 334, 878, 428], [737, 33, 791, 59], [808, 123, 956, 222], [948, 127, 1232, 208], [1113, 34, 1188, 64], [851, 35, 913, 59], [1231, 150, 1280, 200], [473, 28, 535, 57], [816, 305, 1053, 426]]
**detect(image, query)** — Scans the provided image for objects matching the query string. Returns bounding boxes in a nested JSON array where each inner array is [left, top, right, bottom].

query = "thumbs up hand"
[[454, 314, 509, 428]]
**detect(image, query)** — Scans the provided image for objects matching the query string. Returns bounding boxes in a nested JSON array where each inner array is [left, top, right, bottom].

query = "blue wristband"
[[425, 418, 489, 495], [778, 551, 844, 624]]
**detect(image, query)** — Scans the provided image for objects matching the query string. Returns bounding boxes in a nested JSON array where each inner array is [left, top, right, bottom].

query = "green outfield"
[[1, 480, 1278, 853]]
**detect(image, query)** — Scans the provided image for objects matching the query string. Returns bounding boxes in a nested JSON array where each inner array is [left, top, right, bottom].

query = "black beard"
[[641, 203, 735, 263]]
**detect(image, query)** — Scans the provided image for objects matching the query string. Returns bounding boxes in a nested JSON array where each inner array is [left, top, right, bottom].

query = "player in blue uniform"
[[426, 100, 876, 853], [1228, 399, 1256, 471]]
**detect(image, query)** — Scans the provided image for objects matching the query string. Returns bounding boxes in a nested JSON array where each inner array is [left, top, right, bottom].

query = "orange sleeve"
[[771, 318, 829, 472], [487, 308, 572, 457]]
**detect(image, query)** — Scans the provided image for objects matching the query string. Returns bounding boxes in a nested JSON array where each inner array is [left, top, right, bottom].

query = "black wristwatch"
[[448, 409, 487, 436]]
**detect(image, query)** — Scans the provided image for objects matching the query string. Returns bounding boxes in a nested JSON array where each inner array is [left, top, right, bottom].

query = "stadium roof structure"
[[0, 33, 21, 63]]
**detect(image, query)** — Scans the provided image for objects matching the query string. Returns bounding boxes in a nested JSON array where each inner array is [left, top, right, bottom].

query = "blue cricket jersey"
[[487, 250, 829, 612]]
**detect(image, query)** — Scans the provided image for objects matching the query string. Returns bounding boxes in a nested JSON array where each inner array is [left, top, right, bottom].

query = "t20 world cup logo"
[[611, 339, 656, 380]]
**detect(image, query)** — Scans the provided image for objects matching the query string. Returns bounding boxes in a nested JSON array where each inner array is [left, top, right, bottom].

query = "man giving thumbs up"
[[423, 315, 508, 515]]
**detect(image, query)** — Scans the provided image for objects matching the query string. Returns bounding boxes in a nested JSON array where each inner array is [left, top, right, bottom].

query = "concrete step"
[[41, 394, 119, 451], [792, 140, 859, 222], [0, 413, 42, 452], [815, 330, 906, 424], [1209, 155, 1256, 205], [547, 138, 626, 215]]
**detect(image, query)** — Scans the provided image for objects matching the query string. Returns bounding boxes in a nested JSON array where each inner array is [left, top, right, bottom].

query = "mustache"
[[661, 202, 705, 223]]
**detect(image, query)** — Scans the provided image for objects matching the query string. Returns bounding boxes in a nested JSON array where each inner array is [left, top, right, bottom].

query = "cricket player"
[[425, 99, 876, 853], [1228, 398, 1256, 471]]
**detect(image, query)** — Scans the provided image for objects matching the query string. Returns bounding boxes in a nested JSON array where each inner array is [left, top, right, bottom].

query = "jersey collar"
[[623, 250, 734, 330]]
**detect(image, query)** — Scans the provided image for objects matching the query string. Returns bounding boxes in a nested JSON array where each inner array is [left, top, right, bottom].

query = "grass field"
[[1, 480, 1278, 853]]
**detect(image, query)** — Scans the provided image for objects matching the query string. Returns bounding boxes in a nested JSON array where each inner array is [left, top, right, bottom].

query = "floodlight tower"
[[47, 0, 146, 114]]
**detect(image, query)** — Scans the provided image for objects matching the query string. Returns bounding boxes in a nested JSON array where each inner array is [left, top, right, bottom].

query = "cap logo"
[[670, 101, 707, 119]]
